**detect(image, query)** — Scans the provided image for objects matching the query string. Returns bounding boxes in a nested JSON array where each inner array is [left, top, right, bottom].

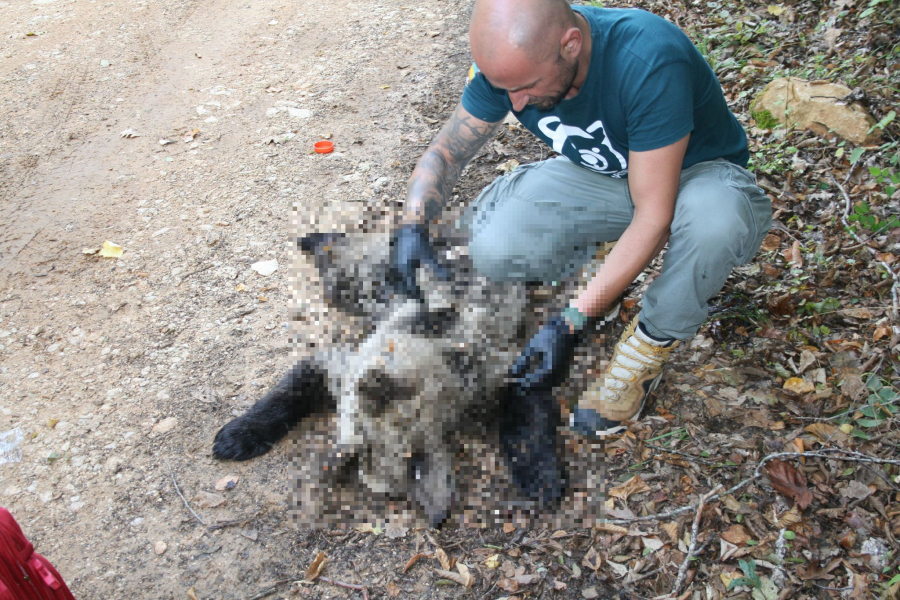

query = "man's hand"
[[389, 224, 449, 301], [510, 314, 578, 391]]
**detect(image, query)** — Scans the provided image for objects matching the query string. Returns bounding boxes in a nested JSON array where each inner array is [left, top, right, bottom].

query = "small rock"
[[154, 541, 167, 555], [251, 259, 278, 277], [99, 59, 110, 67], [287, 107, 311, 119], [151, 417, 178, 434], [192, 491, 225, 508], [582, 587, 599, 599], [215, 474, 239, 491]]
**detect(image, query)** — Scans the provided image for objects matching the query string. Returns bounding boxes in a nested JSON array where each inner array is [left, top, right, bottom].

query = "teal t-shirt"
[[461, 6, 748, 178]]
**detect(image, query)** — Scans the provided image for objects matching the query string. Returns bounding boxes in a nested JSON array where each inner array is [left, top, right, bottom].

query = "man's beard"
[[531, 55, 579, 111]]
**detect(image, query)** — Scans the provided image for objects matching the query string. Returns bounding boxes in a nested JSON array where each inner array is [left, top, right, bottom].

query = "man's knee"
[[468, 230, 517, 280]]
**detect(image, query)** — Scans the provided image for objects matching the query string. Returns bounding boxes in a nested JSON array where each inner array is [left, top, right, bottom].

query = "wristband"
[[561, 305, 587, 333]]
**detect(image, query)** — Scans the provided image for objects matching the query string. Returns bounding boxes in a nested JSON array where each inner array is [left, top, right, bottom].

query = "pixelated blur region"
[[267, 213, 614, 529]]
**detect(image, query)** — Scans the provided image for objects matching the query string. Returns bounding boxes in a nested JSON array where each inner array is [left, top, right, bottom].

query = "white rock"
[[154, 541, 167, 555], [287, 107, 311, 119], [251, 259, 278, 277], [151, 417, 178, 434]]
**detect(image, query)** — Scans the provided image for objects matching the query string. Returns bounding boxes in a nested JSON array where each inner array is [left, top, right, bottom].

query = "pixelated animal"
[[212, 232, 563, 526]]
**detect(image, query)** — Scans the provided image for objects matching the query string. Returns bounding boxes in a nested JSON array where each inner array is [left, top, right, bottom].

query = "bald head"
[[470, 0, 577, 65]]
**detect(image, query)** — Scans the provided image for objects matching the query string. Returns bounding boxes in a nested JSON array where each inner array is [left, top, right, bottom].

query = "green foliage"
[[584, 0, 604, 6], [728, 559, 762, 590], [847, 200, 900, 235], [854, 376, 900, 429], [869, 165, 899, 198], [752, 109, 780, 130]]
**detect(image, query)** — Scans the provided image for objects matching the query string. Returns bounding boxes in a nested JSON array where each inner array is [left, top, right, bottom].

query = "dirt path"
[[0, 0, 477, 595]]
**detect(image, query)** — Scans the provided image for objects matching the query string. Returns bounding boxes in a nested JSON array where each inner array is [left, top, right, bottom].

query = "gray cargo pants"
[[462, 157, 772, 340]]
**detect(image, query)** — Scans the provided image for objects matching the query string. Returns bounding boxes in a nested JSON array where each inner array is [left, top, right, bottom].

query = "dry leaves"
[[304, 552, 327, 582], [609, 475, 651, 501], [764, 459, 813, 509], [434, 562, 474, 588]]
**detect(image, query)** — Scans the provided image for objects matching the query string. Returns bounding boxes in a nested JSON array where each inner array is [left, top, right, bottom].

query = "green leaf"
[[877, 387, 898, 402], [849, 147, 865, 163], [888, 572, 900, 586], [783, 530, 796, 540], [876, 110, 896, 130], [867, 377, 884, 392], [856, 418, 884, 428]]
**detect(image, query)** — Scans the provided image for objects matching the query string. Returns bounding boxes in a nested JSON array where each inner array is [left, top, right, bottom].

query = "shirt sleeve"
[[461, 72, 511, 123], [624, 60, 695, 152]]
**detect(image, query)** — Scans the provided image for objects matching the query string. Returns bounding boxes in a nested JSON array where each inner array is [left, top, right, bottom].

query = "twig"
[[207, 518, 251, 531], [601, 448, 900, 526], [163, 457, 205, 526], [669, 485, 721, 598], [829, 174, 900, 321], [318, 576, 369, 599], [246, 579, 290, 600], [177, 263, 213, 284]]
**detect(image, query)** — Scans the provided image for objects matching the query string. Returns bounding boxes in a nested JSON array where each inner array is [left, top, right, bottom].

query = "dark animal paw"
[[500, 387, 565, 506], [212, 419, 276, 461]]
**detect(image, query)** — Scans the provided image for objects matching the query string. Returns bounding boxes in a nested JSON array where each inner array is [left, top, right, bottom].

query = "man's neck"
[[569, 11, 593, 96]]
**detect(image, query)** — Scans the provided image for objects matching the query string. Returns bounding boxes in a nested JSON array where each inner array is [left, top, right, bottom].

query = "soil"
[[2, 0, 899, 598]]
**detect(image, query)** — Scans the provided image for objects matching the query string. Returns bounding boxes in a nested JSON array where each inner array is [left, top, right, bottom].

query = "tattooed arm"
[[401, 103, 504, 225]]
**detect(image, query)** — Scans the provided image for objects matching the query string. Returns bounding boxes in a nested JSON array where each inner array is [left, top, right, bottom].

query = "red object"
[[314, 140, 334, 153], [0, 508, 75, 599]]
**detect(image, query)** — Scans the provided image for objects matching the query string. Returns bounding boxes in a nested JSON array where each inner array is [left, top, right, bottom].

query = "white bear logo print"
[[537, 117, 628, 177]]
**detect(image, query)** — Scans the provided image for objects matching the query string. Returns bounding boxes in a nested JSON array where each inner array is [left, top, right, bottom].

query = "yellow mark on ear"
[[387, 339, 395, 353]]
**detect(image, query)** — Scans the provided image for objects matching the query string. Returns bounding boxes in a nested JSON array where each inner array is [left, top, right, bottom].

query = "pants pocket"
[[722, 165, 773, 264]]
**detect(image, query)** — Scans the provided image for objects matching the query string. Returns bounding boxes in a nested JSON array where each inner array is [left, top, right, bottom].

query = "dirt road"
[[0, 0, 478, 595]]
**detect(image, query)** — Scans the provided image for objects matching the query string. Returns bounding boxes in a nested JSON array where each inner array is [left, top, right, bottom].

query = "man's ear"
[[560, 26, 582, 58]]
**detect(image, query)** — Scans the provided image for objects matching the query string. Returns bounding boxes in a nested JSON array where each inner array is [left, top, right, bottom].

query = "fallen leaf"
[[582, 546, 602, 573], [552, 579, 567, 591], [384, 523, 408, 539], [804, 422, 849, 443], [606, 561, 628, 577], [774, 505, 803, 527], [582, 587, 599, 599], [186, 587, 199, 600], [497, 577, 519, 592], [594, 522, 628, 534], [82, 247, 100, 255], [796, 557, 841, 580], [839, 480, 872, 500], [760, 233, 781, 252], [502, 522, 517, 534], [355, 523, 382, 536], [764, 459, 813, 509], [513, 573, 539, 585], [304, 552, 327, 582], [661, 522, 679, 544], [767, 4, 785, 15], [783, 377, 815, 394], [435, 547, 452, 571], [497, 158, 519, 173], [434, 563, 474, 588], [403, 553, 430, 573], [386, 582, 400, 598], [98, 241, 124, 258], [215, 474, 239, 491], [609, 475, 651, 501], [782, 240, 802, 267], [483, 554, 500, 569], [721, 524, 752, 545]]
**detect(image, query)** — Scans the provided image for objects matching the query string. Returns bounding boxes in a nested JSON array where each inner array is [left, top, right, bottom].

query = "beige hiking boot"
[[570, 316, 679, 437]]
